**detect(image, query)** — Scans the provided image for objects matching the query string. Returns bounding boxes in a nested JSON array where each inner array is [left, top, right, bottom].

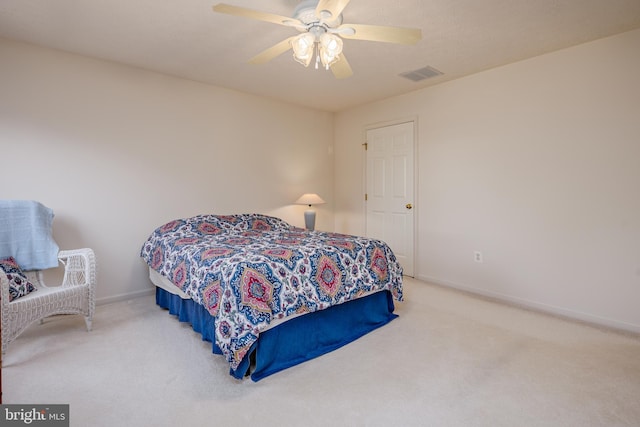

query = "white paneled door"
[[365, 121, 415, 277]]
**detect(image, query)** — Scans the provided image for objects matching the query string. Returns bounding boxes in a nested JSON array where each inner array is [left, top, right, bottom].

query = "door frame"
[[362, 116, 419, 277]]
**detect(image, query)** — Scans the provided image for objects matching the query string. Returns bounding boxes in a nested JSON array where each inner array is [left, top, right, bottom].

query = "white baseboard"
[[418, 274, 640, 335], [96, 287, 155, 306]]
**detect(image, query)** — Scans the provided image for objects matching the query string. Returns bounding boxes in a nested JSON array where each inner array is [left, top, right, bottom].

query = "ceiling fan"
[[212, 0, 422, 79]]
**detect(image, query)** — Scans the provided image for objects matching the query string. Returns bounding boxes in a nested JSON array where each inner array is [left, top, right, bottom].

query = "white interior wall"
[[3, 29, 639, 333], [0, 38, 334, 303], [334, 29, 640, 332]]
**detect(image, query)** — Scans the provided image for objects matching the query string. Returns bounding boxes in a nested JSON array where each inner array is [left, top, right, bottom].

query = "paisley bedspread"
[[140, 214, 403, 371]]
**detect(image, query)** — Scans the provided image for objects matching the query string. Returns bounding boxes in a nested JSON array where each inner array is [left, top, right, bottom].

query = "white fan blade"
[[213, 3, 302, 28], [330, 54, 353, 79], [249, 37, 297, 65], [315, 0, 351, 20], [337, 23, 421, 45]]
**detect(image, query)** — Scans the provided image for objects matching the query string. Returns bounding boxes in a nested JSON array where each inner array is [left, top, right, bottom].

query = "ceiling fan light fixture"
[[291, 33, 316, 67], [212, 1, 422, 79], [319, 33, 343, 69]]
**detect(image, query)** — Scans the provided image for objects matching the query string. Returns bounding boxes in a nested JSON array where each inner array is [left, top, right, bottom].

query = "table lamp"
[[295, 193, 325, 231]]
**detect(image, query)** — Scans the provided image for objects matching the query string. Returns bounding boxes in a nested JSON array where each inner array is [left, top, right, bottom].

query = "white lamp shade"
[[319, 33, 343, 69], [295, 193, 326, 206], [291, 33, 315, 67]]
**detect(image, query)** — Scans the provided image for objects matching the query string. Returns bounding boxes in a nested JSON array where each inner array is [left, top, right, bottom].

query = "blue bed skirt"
[[156, 287, 398, 381]]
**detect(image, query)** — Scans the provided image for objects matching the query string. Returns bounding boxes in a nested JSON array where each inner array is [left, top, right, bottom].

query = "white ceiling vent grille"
[[399, 66, 443, 82]]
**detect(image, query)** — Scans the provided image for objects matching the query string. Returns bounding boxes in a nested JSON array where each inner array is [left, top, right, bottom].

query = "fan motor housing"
[[294, 0, 343, 28]]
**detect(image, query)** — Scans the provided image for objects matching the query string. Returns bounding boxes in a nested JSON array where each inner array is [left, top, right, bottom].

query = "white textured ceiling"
[[1, 0, 640, 112]]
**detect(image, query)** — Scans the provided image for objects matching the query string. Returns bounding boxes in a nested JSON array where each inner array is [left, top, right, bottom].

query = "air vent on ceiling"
[[399, 66, 443, 82]]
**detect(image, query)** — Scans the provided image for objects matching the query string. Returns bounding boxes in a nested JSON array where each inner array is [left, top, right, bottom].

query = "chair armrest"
[[0, 270, 10, 304], [58, 248, 97, 289]]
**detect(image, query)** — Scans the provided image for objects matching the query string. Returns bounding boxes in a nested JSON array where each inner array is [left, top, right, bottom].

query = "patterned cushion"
[[0, 257, 37, 301]]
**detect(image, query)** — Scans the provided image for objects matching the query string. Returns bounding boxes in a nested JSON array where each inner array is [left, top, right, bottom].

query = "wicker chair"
[[1, 248, 96, 355]]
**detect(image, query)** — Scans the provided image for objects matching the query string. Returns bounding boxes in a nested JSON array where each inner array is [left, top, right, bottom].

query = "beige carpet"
[[3, 277, 640, 427]]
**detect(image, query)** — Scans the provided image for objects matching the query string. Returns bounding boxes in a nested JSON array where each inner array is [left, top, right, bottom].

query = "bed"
[[140, 213, 403, 381]]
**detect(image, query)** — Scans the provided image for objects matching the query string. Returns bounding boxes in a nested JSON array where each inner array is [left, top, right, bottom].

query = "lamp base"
[[304, 210, 316, 231]]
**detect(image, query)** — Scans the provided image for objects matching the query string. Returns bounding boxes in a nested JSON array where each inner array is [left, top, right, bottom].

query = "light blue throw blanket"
[[0, 200, 60, 270]]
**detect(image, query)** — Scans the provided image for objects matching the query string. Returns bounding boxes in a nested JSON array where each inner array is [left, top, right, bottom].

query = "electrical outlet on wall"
[[474, 251, 483, 263]]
